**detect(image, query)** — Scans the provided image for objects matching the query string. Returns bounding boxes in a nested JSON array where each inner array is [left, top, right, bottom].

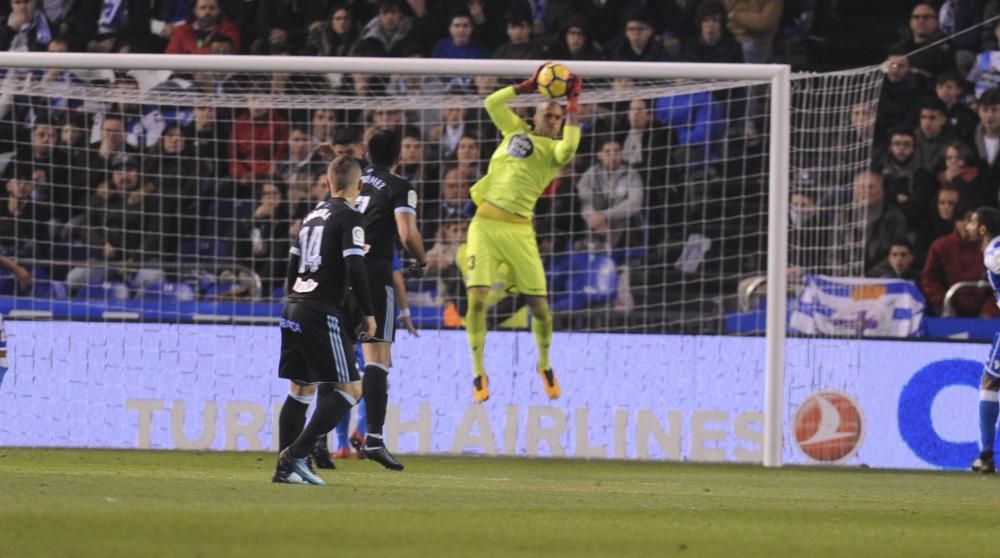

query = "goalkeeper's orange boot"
[[537, 367, 561, 399], [473, 374, 490, 403]]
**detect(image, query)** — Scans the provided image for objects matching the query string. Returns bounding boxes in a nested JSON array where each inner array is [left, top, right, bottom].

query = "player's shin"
[[466, 293, 489, 377], [530, 305, 553, 371], [278, 389, 314, 452], [980, 389, 999, 453], [289, 388, 358, 459], [362, 363, 389, 446]]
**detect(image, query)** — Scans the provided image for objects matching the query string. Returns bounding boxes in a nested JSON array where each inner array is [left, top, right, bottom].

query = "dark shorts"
[[365, 261, 396, 343], [278, 302, 359, 384]]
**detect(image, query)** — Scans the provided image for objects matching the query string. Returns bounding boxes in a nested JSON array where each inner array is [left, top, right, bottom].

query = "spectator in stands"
[[89, 76, 157, 151], [937, 141, 994, 208], [184, 104, 229, 180], [452, 133, 483, 179], [879, 127, 935, 229], [397, 126, 436, 202], [252, 0, 325, 55], [149, 0, 195, 53], [724, 0, 782, 64], [915, 97, 955, 172], [354, 0, 415, 57], [829, 171, 908, 276], [229, 95, 289, 190], [615, 98, 669, 240], [33, 36, 85, 113], [0, 164, 49, 258], [920, 207, 997, 316], [302, 4, 359, 56], [876, 51, 924, 135], [576, 138, 644, 253], [8, 117, 70, 221], [83, 112, 131, 191], [249, 179, 290, 293], [59, 111, 86, 150], [0, 0, 52, 52], [936, 0, 984, 75], [465, 0, 507, 51], [369, 106, 406, 134], [869, 239, 919, 280], [427, 97, 473, 161], [605, 9, 672, 62], [275, 126, 321, 206], [80, 0, 149, 53], [894, 3, 956, 79], [146, 123, 200, 254], [915, 184, 963, 259], [969, 17, 1000, 98], [975, 86, 1000, 188], [166, 0, 242, 54], [431, 9, 490, 61], [547, 15, 602, 61], [425, 165, 475, 239], [787, 188, 831, 274], [81, 153, 160, 264], [937, 71, 979, 143], [310, 108, 337, 146], [492, 6, 544, 59], [424, 217, 468, 276], [681, 1, 743, 64]]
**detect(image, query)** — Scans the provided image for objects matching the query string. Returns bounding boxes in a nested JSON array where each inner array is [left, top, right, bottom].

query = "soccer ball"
[[536, 62, 572, 99]]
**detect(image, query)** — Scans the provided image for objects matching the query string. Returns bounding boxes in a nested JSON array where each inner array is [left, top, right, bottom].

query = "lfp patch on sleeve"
[[352, 226, 365, 247], [408, 190, 418, 209]]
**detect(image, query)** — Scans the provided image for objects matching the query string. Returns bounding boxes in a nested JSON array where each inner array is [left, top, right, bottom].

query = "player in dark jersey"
[[272, 156, 377, 486], [355, 129, 427, 471]]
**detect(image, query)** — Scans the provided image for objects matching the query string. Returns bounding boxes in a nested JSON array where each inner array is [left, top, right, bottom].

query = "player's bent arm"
[[344, 255, 375, 317], [484, 86, 528, 136], [394, 212, 427, 266], [553, 124, 581, 167], [284, 249, 300, 293]]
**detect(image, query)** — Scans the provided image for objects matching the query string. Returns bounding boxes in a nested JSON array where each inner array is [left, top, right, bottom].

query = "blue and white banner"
[[0, 322, 992, 470], [789, 274, 925, 337]]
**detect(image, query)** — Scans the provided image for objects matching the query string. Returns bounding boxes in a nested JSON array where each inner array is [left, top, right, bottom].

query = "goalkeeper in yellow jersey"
[[464, 65, 582, 403]]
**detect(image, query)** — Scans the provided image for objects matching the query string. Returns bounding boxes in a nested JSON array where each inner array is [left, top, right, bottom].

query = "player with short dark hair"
[[272, 155, 377, 486], [464, 65, 582, 403], [966, 206, 1000, 474], [354, 128, 426, 471]]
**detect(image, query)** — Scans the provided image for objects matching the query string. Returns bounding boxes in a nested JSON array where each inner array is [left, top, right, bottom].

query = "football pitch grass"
[[0, 449, 992, 558]]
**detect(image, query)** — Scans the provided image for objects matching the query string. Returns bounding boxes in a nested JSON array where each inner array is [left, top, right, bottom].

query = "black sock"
[[313, 384, 335, 450], [363, 364, 388, 443], [278, 395, 309, 453], [289, 388, 356, 458]]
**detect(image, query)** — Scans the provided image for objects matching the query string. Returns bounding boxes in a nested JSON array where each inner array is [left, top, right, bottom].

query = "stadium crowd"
[[1, 0, 1000, 325]]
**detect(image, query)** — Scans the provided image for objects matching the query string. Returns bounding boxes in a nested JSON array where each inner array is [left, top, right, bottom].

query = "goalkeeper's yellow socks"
[[466, 305, 488, 379], [532, 313, 560, 399], [532, 311, 553, 371]]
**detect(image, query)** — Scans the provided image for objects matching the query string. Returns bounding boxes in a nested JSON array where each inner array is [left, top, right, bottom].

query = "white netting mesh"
[[0, 63, 882, 334]]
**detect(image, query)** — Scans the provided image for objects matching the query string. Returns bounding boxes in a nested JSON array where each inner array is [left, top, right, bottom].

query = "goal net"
[[0, 54, 886, 467]]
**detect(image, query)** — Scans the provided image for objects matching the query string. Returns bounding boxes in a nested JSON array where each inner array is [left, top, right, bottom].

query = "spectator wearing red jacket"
[[920, 208, 998, 317], [229, 101, 288, 187], [165, 0, 241, 55]]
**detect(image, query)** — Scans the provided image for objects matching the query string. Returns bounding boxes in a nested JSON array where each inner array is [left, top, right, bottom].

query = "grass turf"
[[0, 449, 992, 558]]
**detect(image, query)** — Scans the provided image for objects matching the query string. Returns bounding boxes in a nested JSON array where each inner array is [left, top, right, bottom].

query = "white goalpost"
[[0, 52, 884, 468]]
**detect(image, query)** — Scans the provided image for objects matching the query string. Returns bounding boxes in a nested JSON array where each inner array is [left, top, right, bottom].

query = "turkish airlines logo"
[[793, 391, 864, 463]]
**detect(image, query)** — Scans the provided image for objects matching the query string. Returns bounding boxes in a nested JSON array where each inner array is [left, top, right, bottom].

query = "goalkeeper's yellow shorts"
[[463, 216, 547, 297]]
